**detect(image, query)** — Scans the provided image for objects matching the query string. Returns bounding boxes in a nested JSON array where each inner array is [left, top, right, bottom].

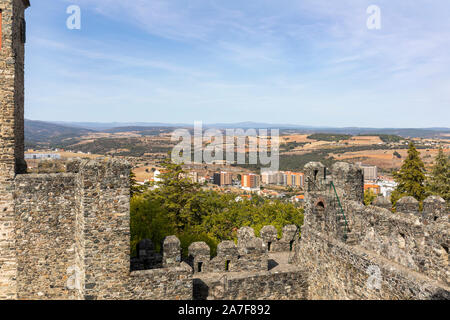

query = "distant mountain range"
[[25, 119, 96, 143], [50, 121, 191, 131], [25, 119, 450, 147], [49, 120, 450, 133], [49, 120, 318, 130]]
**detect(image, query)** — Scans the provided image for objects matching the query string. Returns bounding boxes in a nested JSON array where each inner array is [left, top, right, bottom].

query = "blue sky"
[[25, 0, 450, 127]]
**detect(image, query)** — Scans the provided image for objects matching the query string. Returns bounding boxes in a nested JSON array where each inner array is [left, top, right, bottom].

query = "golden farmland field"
[[133, 166, 158, 183], [341, 136, 384, 145], [331, 148, 450, 170]]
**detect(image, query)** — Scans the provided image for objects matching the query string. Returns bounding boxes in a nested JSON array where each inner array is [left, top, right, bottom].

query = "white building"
[[261, 171, 279, 184], [376, 179, 398, 198], [25, 153, 61, 160], [153, 170, 161, 183], [261, 171, 287, 185]]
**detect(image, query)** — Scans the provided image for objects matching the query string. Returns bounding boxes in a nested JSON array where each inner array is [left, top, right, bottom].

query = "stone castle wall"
[[0, 0, 27, 173], [295, 161, 449, 300], [11, 159, 194, 300], [0, 0, 29, 300], [127, 264, 192, 300], [14, 173, 81, 299], [68, 159, 131, 300], [344, 201, 449, 285], [298, 229, 448, 299], [202, 268, 308, 300]]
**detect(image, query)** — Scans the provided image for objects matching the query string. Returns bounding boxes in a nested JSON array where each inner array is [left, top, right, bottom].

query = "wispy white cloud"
[[30, 37, 216, 78]]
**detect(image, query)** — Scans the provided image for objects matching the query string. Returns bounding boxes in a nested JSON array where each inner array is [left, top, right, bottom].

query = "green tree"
[[391, 142, 426, 205], [130, 194, 173, 256], [151, 157, 202, 231], [426, 147, 450, 201], [130, 171, 147, 197], [364, 189, 377, 206]]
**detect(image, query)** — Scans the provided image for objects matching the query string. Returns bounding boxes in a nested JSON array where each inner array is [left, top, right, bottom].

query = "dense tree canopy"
[[130, 158, 304, 257]]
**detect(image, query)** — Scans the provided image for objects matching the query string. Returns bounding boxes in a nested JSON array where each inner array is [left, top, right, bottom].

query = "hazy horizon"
[[26, 118, 450, 130]]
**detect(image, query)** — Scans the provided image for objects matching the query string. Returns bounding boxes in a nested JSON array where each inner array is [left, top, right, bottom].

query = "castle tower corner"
[[0, 0, 29, 299]]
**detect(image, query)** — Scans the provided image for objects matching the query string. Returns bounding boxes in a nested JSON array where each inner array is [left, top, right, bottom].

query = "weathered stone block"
[[163, 235, 181, 268], [372, 196, 392, 210], [188, 242, 210, 273], [423, 196, 446, 222], [396, 196, 419, 214], [260, 225, 277, 251]]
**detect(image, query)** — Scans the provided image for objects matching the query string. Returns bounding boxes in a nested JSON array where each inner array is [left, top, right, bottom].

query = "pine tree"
[[152, 157, 202, 232], [130, 171, 147, 197], [391, 142, 426, 205], [427, 147, 450, 201]]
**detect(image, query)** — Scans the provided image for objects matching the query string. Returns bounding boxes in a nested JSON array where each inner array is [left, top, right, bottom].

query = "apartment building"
[[220, 171, 233, 186], [213, 171, 233, 186], [357, 163, 378, 182], [285, 171, 305, 188], [261, 171, 304, 188], [242, 173, 260, 190], [261, 171, 280, 184]]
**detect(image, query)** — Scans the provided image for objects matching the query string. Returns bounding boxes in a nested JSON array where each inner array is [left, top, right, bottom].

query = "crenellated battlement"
[[129, 225, 306, 300], [189, 225, 305, 300], [131, 224, 299, 275], [189, 225, 298, 274], [343, 198, 449, 285], [302, 161, 364, 243], [297, 161, 449, 300]]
